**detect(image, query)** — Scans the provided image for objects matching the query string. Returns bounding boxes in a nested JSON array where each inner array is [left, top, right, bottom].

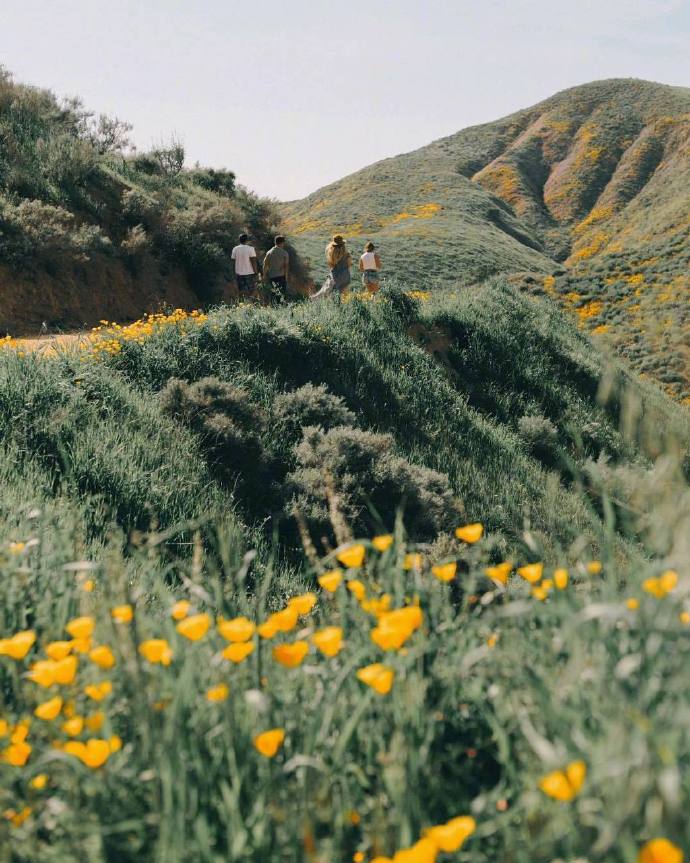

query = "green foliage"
[[0, 67, 307, 319], [0, 281, 688, 861]]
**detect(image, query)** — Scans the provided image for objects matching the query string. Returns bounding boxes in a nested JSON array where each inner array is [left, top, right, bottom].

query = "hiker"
[[359, 242, 382, 293], [263, 235, 290, 304], [231, 233, 258, 296], [310, 235, 352, 300]]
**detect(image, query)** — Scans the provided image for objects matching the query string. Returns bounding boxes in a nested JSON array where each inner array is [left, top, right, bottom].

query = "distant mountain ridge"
[[283, 79, 690, 401]]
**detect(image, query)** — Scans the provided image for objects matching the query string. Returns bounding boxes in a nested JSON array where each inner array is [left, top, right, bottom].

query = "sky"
[[1, 0, 689, 200]]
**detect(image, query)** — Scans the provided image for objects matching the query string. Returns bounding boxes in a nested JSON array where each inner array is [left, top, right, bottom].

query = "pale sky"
[[1, 0, 689, 200]]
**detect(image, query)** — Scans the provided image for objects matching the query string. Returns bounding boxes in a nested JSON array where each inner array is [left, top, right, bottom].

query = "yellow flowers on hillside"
[[455, 523, 484, 544], [517, 563, 543, 584], [312, 626, 344, 657], [0, 630, 36, 660], [643, 570, 678, 599], [34, 697, 62, 721], [206, 683, 229, 703], [371, 606, 423, 651], [254, 729, 285, 758], [638, 838, 683, 863], [139, 639, 173, 666], [176, 613, 211, 641], [111, 605, 133, 624], [217, 616, 255, 643], [318, 570, 342, 592], [356, 663, 394, 695], [272, 640, 309, 668], [337, 544, 366, 568], [539, 760, 587, 801]]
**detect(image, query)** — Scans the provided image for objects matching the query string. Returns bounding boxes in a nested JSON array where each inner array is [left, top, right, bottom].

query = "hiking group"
[[230, 233, 382, 303]]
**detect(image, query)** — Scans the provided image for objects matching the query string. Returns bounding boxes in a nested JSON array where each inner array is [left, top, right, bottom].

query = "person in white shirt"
[[231, 233, 258, 294], [358, 242, 382, 293]]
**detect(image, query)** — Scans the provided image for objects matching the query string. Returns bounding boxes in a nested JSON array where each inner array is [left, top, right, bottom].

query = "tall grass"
[[1, 282, 689, 861]]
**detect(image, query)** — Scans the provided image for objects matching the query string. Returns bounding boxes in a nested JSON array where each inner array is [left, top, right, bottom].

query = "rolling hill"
[[283, 79, 690, 401]]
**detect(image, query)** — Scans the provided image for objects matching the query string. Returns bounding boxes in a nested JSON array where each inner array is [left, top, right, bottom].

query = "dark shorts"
[[237, 274, 256, 292], [362, 269, 379, 285]]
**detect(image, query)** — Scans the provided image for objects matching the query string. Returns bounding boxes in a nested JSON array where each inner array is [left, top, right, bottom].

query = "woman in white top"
[[359, 242, 382, 293]]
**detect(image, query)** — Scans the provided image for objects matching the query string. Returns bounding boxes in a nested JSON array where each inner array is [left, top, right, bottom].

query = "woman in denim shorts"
[[359, 242, 382, 293]]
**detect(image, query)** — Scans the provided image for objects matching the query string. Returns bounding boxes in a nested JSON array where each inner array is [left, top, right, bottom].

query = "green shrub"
[[288, 425, 460, 543], [272, 383, 356, 446]]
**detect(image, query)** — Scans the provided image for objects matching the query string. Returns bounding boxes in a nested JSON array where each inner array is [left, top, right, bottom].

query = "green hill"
[[283, 79, 690, 401], [0, 67, 306, 334]]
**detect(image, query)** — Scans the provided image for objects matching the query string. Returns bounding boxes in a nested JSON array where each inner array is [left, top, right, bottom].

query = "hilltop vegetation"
[[0, 67, 306, 334], [1, 287, 689, 861], [283, 79, 690, 401]]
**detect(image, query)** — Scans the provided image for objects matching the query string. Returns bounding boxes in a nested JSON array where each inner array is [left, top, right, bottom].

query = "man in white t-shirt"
[[231, 233, 258, 294]]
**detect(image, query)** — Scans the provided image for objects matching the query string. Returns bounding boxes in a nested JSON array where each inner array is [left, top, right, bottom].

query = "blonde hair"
[[326, 236, 349, 268]]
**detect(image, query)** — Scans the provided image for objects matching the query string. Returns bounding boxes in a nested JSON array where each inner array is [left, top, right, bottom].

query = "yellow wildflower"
[[63, 738, 111, 768], [0, 630, 36, 660], [486, 633, 498, 648], [138, 639, 173, 666], [3, 741, 31, 766], [360, 594, 392, 617], [176, 613, 211, 641], [206, 683, 230, 702], [337, 544, 366, 568], [455, 523, 483, 544], [254, 728, 285, 757], [66, 616, 95, 640], [89, 645, 115, 669], [85, 712, 104, 732], [82, 579, 95, 593], [222, 642, 255, 663], [643, 570, 678, 599], [34, 696, 62, 721], [272, 640, 309, 668], [356, 663, 394, 695], [217, 616, 255, 643], [318, 570, 342, 593], [288, 592, 318, 615], [62, 716, 84, 737], [626, 598, 640, 610], [539, 760, 586, 801], [680, 611, 690, 625], [4, 806, 31, 827], [111, 605, 133, 624], [638, 838, 683, 863], [84, 681, 112, 702], [70, 636, 92, 654], [371, 606, 423, 651], [393, 837, 438, 863], [485, 562, 512, 585], [109, 735, 122, 753], [46, 641, 72, 661], [372, 534, 394, 552], [312, 627, 344, 658], [29, 774, 48, 790], [586, 561, 603, 575], [52, 656, 78, 685], [431, 562, 456, 582], [347, 580, 366, 601], [518, 563, 543, 584], [403, 553, 423, 571], [554, 568, 569, 589], [171, 600, 191, 621], [425, 815, 476, 852]]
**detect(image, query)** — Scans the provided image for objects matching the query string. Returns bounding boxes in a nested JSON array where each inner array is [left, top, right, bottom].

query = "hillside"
[[0, 67, 306, 334], [283, 79, 690, 401], [1, 285, 689, 860]]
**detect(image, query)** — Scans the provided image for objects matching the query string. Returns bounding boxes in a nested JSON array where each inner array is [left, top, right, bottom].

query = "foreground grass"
[[1, 508, 689, 862], [1, 285, 689, 861]]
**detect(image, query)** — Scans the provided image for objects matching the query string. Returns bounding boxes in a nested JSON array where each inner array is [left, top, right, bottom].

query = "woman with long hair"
[[310, 235, 352, 300]]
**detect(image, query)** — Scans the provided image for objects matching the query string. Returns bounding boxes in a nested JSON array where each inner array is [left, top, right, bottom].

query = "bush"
[[273, 383, 356, 446], [188, 167, 236, 198], [0, 197, 109, 266], [288, 425, 460, 542], [160, 377, 277, 516]]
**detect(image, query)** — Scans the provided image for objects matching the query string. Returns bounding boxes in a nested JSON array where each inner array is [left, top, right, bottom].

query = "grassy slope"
[[1, 289, 689, 861], [283, 79, 690, 401]]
